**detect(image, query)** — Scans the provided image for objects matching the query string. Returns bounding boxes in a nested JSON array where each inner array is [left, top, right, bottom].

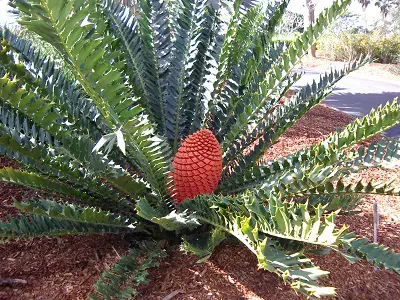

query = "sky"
[[0, 0, 15, 26], [287, 0, 382, 27], [0, 0, 383, 27]]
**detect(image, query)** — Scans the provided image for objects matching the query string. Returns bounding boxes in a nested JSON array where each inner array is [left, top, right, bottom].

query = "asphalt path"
[[293, 69, 400, 137]]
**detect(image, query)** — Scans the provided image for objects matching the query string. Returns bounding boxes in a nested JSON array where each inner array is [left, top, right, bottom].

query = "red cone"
[[168, 129, 222, 203]]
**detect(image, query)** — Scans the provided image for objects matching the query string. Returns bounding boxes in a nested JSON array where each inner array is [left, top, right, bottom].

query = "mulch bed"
[[1, 103, 399, 300]]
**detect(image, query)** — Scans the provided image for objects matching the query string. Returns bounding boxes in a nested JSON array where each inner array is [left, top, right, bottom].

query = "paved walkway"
[[294, 69, 400, 137]]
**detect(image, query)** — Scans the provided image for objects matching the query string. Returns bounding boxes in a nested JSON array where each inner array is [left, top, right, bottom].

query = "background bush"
[[318, 31, 400, 64]]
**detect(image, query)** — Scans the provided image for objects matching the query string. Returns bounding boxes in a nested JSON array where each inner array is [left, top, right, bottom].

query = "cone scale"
[[168, 129, 222, 203]]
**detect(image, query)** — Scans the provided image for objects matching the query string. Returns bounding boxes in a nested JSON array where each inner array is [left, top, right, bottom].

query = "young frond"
[[89, 243, 167, 300]]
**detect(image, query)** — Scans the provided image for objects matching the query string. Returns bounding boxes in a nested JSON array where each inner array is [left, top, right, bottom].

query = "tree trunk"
[[304, 0, 317, 58], [362, 2, 367, 33], [120, 0, 137, 14], [364, 11, 368, 33]]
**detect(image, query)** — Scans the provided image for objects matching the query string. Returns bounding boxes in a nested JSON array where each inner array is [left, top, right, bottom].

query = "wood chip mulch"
[[0, 103, 399, 300]]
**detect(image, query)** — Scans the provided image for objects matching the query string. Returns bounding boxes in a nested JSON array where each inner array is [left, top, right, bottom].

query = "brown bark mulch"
[[0, 104, 399, 300]]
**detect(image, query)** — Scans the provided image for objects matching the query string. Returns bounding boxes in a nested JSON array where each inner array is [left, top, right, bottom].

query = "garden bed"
[[298, 55, 400, 80], [1, 104, 399, 300]]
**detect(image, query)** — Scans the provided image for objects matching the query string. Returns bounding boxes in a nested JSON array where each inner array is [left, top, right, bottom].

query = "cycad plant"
[[0, 0, 399, 298]]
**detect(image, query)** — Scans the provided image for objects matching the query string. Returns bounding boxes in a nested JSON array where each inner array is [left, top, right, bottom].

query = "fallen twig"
[[112, 246, 121, 259], [0, 278, 27, 286], [162, 290, 185, 300]]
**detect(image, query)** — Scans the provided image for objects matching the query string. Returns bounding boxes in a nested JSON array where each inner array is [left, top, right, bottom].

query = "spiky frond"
[[180, 191, 400, 296], [209, 0, 352, 143], [101, 0, 166, 131], [1, 0, 399, 297], [221, 56, 371, 177], [220, 98, 400, 195], [0, 99, 146, 206], [0, 167, 90, 199], [180, 193, 346, 297], [344, 138, 400, 171], [163, 0, 211, 149], [89, 243, 167, 300], [0, 199, 137, 242], [14, 198, 138, 228], [339, 233, 400, 274], [181, 193, 348, 248], [0, 28, 105, 139], [181, 228, 226, 263], [11, 0, 172, 200], [306, 194, 363, 214], [10, 0, 135, 125], [136, 197, 199, 231]]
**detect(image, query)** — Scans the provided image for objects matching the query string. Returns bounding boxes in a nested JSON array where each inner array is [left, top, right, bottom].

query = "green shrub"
[[365, 34, 400, 64], [0, 0, 399, 299], [318, 31, 400, 63]]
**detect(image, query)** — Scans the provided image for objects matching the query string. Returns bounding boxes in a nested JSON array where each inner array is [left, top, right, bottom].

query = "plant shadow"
[[324, 91, 400, 137]]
